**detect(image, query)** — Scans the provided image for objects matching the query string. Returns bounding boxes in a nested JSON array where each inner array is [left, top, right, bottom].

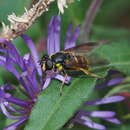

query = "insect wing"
[[64, 41, 109, 71], [64, 40, 110, 56]]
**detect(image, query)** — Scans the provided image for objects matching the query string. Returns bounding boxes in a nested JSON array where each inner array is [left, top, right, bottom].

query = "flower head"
[[71, 96, 124, 130], [0, 35, 43, 129], [0, 15, 79, 129]]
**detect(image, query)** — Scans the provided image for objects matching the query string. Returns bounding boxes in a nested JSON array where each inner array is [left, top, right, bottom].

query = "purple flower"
[[0, 15, 79, 129], [0, 36, 43, 130], [96, 70, 124, 89], [0, 15, 124, 130], [70, 96, 124, 130]]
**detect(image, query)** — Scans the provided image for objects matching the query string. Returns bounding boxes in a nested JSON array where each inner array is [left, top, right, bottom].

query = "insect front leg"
[[58, 68, 69, 96]]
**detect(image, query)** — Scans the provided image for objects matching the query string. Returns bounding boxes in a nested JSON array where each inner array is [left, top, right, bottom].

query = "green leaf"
[[92, 39, 130, 75], [0, 113, 6, 130], [0, 77, 3, 86], [25, 78, 97, 130], [109, 125, 130, 130]]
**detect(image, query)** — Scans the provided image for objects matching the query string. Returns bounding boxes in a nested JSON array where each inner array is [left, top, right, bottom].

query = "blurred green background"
[[0, 0, 130, 130]]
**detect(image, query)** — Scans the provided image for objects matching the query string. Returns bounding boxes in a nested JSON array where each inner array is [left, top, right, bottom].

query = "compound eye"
[[46, 60, 53, 70], [44, 55, 49, 59], [41, 55, 49, 61]]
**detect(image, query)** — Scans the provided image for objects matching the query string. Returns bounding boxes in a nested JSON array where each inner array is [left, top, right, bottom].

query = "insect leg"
[[59, 69, 68, 96], [79, 68, 101, 78]]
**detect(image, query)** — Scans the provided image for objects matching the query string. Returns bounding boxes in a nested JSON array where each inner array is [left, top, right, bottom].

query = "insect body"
[[40, 42, 103, 78], [40, 52, 73, 75], [40, 41, 109, 95]]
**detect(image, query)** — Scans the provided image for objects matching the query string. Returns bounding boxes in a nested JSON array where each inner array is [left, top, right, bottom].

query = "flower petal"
[[1, 84, 15, 92], [5, 56, 20, 79], [6, 97, 29, 108], [64, 24, 73, 49], [54, 74, 71, 84], [42, 78, 51, 90], [107, 77, 123, 86], [64, 25, 80, 49], [19, 76, 34, 98], [0, 39, 25, 70], [104, 118, 121, 124], [85, 96, 125, 106], [71, 25, 80, 45], [0, 103, 20, 120], [87, 111, 115, 118], [21, 34, 42, 77], [77, 116, 106, 130], [47, 16, 61, 55], [23, 54, 39, 92], [4, 102, 24, 114], [4, 116, 28, 130]]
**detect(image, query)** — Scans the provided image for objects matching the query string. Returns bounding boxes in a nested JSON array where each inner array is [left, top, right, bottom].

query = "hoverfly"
[[40, 41, 108, 82]]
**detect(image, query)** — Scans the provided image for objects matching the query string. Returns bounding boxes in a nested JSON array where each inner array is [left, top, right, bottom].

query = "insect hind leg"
[[79, 68, 101, 78]]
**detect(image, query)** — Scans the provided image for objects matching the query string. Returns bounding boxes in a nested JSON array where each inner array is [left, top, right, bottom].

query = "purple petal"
[[23, 54, 39, 92], [0, 59, 5, 66], [64, 25, 80, 49], [87, 111, 115, 118], [0, 39, 25, 70], [0, 89, 11, 99], [30, 69, 39, 92], [6, 97, 29, 108], [107, 77, 123, 86], [21, 34, 42, 77], [0, 102, 20, 120], [70, 25, 80, 45], [85, 96, 125, 106], [19, 76, 34, 98], [4, 102, 24, 114], [77, 116, 106, 130], [73, 110, 115, 120], [103, 118, 121, 124], [64, 24, 73, 49], [42, 78, 51, 90], [47, 16, 55, 55], [53, 16, 61, 53], [108, 70, 121, 75], [5, 56, 20, 79], [0, 55, 20, 80], [54, 74, 71, 84], [4, 116, 28, 130], [47, 16, 61, 55], [23, 54, 35, 72], [95, 82, 108, 89], [1, 84, 15, 91], [96, 77, 123, 89], [45, 71, 71, 84], [0, 55, 6, 61]]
